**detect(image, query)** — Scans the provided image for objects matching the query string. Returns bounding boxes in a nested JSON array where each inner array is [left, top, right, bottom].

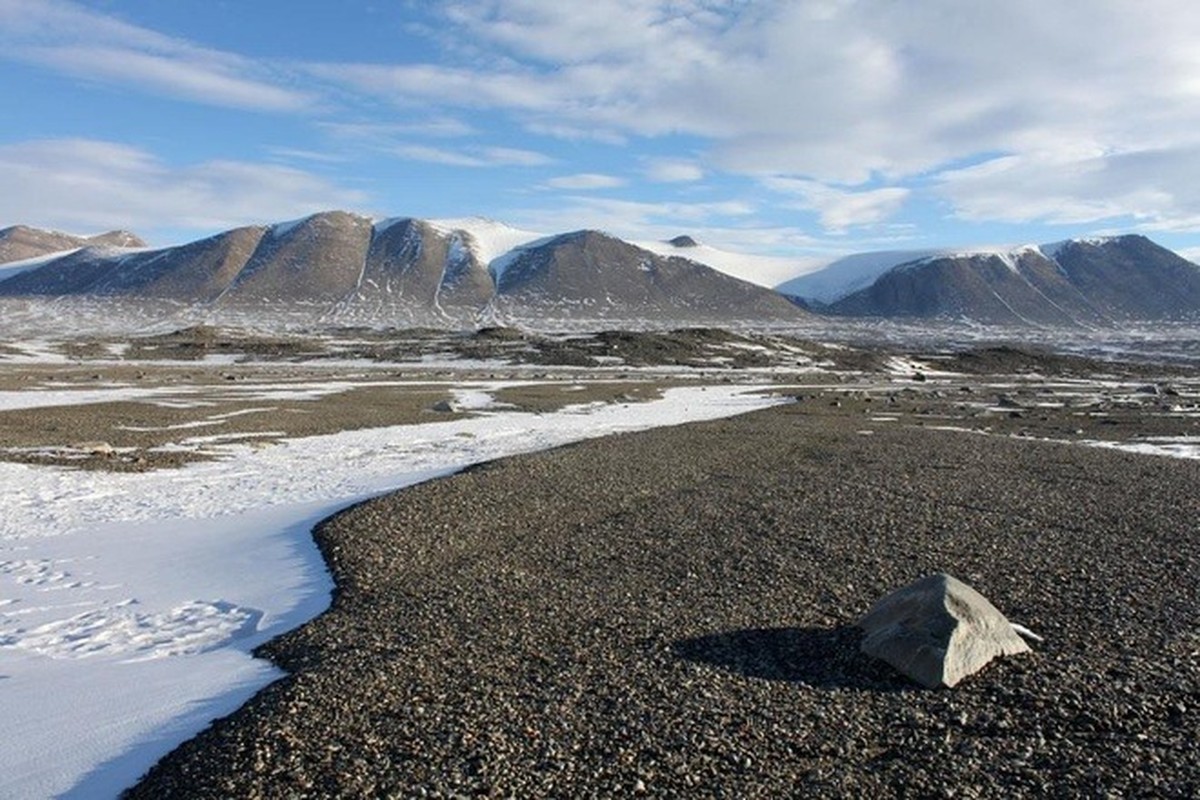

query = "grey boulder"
[[858, 573, 1031, 688]]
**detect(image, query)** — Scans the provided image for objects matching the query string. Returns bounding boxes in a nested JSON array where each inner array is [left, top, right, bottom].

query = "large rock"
[[858, 573, 1031, 688]]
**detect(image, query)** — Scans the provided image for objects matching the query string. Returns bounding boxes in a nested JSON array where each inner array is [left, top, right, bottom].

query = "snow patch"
[[636, 239, 810, 288], [0, 250, 81, 281], [777, 243, 1061, 303], [776, 250, 943, 304], [5, 599, 259, 661], [371, 216, 411, 235], [430, 218, 545, 264], [269, 215, 309, 239], [1083, 436, 1200, 460], [1040, 236, 1118, 259]]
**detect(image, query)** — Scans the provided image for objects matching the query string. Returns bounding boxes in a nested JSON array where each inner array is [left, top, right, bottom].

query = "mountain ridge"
[[0, 212, 805, 328], [3, 214, 1198, 329], [796, 235, 1200, 325]]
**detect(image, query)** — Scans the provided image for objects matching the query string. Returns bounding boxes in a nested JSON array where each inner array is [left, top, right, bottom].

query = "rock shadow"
[[672, 625, 909, 691]]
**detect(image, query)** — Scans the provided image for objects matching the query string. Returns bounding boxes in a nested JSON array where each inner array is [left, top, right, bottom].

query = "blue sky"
[[4, 0, 1200, 283]]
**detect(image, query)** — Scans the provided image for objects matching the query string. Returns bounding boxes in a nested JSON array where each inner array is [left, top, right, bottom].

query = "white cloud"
[[309, 62, 565, 112], [482, 146, 553, 167], [644, 159, 704, 183], [391, 144, 492, 167], [391, 143, 552, 167], [936, 146, 1200, 231], [508, 195, 755, 239], [266, 147, 349, 164], [1178, 247, 1200, 264], [0, 0, 312, 111], [11, 1, 1200, 240], [319, 119, 477, 140], [524, 122, 627, 145], [762, 177, 910, 232], [543, 173, 626, 190], [315, 1, 1200, 231], [0, 138, 368, 239]]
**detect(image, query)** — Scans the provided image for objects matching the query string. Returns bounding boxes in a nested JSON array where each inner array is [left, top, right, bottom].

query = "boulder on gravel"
[[858, 573, 1031, 688]]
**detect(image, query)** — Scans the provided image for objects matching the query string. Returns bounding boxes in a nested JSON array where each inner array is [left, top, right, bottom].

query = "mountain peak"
[[1039, 235, 1125, 259], [0, 224, 147, 265]]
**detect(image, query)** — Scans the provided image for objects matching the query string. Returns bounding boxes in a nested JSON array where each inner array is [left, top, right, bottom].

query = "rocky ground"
[[123, 387, 1200, 797], [2, 326, 1199, 473], [3, 326, 1199, 796]]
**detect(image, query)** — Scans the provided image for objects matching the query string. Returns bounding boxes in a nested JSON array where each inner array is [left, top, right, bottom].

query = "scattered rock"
[[430, 399, 458, 413], [858, 573, 1031, 688]]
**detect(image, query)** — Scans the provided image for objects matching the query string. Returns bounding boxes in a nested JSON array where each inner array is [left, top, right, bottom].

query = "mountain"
[[0, 212, 807, 328], [776, 249, 943, 306], [8, 214, 1195, 330], [0, 225, 267, 301], [778, 236, 1200, 325], [340, 217, 497, 323], [490, 229, 803, 323], [0, 225, 145, 264]]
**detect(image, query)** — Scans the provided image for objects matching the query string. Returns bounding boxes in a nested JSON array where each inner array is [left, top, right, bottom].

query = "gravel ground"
[[126, 400, 1200, 798]]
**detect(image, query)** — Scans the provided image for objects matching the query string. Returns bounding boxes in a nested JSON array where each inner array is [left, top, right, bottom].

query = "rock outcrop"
[[858, 573, 1031, 688]]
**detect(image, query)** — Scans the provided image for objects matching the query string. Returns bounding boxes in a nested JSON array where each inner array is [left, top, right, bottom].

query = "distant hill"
[[0, 225, 146, 265], [778, 236, 1200, 325]]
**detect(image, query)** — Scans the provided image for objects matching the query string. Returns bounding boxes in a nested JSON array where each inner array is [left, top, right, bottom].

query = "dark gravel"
[[126, 402, 1200, 798]]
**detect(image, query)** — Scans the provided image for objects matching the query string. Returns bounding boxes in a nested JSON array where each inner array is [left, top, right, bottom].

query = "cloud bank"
[[316, 0, 1200, 232], [0, 139, 367, 238]]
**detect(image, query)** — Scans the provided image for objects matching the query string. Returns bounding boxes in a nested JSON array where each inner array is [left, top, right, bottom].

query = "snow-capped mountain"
[[777, 236, 1200, 325], [489, 229, 802, 322], [0, 225, 146, 267], [636, 235, 810, 288], [0, 212, 806, 328], [5, 214, 1198, 330], [776, 249, 945, 306]]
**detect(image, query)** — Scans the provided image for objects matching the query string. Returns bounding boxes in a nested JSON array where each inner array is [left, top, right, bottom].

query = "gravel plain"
[[124, 386, 1200, 798]]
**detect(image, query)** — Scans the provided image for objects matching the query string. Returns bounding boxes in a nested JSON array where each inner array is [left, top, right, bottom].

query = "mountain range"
[[2, 214, 1199, 330], [0, 213, 802, 328], [777, 236, 1200, 325]]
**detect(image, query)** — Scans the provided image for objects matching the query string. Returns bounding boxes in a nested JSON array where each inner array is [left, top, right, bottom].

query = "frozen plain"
[[0, 351, 787, 799], [2, 324, 1199, 798]]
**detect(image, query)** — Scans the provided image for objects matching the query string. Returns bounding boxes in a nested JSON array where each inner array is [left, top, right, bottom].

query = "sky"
[[4, 0, 1200, 283]]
